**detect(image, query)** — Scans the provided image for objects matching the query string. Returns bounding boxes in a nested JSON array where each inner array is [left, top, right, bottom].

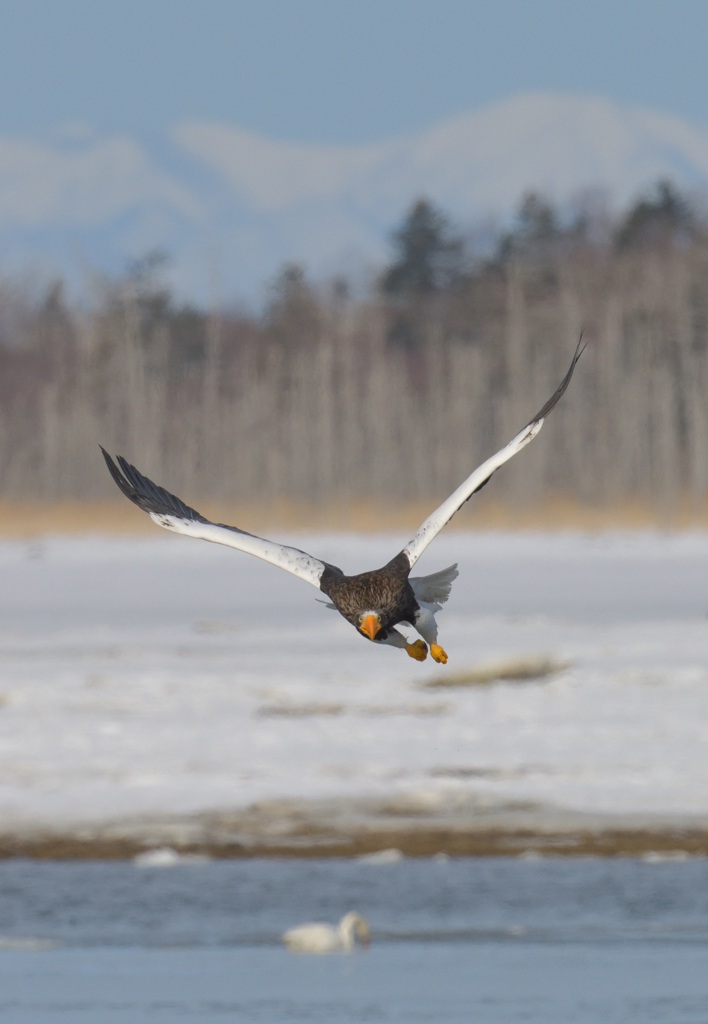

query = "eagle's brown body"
[[320, 551, 418, 640]]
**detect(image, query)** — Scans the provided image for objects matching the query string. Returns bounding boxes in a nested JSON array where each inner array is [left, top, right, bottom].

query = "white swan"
[[282, 911, 370, 953]]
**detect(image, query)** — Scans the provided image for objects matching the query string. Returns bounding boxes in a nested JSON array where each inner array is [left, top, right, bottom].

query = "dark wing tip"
[[100, 447, 206, 523], [100, 445, 139, 504], [527, 330, 585, 426]]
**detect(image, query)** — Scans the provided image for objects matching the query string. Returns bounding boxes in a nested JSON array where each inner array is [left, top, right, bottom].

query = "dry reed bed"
[[3, 495, 708, 538]]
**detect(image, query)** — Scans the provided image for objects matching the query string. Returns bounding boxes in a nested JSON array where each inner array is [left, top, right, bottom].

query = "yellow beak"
[[359, 614, 381, 641]]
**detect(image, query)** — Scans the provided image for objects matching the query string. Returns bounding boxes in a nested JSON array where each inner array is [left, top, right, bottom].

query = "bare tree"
[[1, 184, 708, 522]]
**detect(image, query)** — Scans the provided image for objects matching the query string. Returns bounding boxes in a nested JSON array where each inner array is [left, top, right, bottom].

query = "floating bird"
[[282, 911, 370, 953], [102, 342, 582, 664]]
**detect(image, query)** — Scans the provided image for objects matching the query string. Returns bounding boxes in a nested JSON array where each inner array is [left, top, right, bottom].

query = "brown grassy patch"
[[256, 703, 345, 718], [423, 655, 570, 689], [2, 827, 708, 860], [4, 492, 708, 538]]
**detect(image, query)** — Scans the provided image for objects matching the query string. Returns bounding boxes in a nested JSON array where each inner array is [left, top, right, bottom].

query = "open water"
[[0, 856, 707, 1022]]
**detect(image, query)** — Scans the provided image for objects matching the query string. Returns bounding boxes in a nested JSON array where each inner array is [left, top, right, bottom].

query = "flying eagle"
[[102, 342, 582, 664]]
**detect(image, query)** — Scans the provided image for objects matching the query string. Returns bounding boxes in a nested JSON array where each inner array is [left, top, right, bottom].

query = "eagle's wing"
[[402, 339, 584, 569], [101, 449, 334, 589]]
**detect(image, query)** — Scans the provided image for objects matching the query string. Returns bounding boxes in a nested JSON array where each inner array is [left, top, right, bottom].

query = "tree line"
[[1, 180, 707, 520]]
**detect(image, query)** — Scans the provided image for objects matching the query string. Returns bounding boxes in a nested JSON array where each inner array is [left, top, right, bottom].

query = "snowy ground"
[[1, 530, 708, 836]]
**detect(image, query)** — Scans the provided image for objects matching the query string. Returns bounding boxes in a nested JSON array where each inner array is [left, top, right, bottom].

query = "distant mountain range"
[[1, 92, 708, 305]]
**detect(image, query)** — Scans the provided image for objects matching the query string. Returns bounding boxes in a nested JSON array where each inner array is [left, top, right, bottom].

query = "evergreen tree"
[[264, 263, 321, 346], [615, 180, 694, 249], [381, 198, 464, 296], [497, 192, 560, 261]]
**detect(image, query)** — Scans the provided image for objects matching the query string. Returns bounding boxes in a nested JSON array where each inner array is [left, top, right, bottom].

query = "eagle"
[[102, 342, 582, 664]]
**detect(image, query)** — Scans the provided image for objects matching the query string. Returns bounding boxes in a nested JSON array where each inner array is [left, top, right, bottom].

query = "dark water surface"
[[0, 856, 707, 1023]]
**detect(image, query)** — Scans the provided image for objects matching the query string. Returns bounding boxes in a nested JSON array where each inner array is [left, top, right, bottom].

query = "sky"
[[0, 0, 707, 145], [1, 0, 708, 304]]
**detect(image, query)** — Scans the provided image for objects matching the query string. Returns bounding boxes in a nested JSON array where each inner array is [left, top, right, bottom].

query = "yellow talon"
[[405, 639, 428, 661], [430, 643, 448, 664]]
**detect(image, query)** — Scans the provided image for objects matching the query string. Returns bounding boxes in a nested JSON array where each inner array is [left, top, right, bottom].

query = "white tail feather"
[[410, 564, 459, 607]]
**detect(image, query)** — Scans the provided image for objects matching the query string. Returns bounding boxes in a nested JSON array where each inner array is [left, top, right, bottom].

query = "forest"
[[1, 180, 707, 525]]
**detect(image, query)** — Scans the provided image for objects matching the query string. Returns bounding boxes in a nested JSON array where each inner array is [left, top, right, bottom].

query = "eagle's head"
[[357, 610, 382, 641]]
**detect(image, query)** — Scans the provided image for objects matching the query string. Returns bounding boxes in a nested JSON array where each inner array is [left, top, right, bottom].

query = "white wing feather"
[[101, 449, 331, 589], [149, 513, 327, 588], [403, 341, 584, 569], [403, 420, 542, 568]]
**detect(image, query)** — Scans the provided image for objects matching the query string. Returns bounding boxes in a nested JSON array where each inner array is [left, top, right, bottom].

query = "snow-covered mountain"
[[2, 93, 708, 304]]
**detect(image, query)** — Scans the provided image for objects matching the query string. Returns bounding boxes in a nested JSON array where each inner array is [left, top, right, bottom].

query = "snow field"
[[0, 530, 707, 830]]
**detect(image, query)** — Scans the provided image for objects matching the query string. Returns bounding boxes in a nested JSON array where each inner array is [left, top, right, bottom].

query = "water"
[[0, 857, 707, 1022]]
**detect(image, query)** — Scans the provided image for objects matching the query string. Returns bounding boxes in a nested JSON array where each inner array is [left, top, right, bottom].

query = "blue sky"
[[1, 1, 708, 303], [0, 0, 706, 143]]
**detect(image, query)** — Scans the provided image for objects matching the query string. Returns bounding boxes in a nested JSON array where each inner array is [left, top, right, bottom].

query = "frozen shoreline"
[[3, 797, 708, 859], [1, 530, 708, 854]]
